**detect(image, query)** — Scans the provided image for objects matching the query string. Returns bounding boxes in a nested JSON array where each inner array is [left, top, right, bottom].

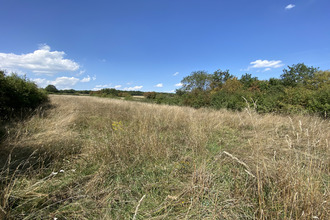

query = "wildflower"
[[112, 121, 123, 131]]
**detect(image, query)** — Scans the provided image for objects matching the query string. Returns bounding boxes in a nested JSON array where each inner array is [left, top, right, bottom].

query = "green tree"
[[181, 71, 212, 92], [240, 73, 258, 89], [45, 84, 59, 93], [281, 63, 318, 87], [307, 70, 330, 90], [210, 69, 233, 90]]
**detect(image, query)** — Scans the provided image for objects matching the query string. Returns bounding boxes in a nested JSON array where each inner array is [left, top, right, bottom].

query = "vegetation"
[[0, 70, 48, 121], [0, 95, 328, 219], [176, 63, 329, 117], [75, 63, 329, 118]]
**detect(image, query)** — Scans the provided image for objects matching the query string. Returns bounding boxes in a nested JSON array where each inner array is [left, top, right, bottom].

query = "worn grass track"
[[0, 95, 329, 219]]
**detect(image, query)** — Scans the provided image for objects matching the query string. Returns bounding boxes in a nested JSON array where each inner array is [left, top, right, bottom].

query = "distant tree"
[[240, 73, 258, 89], [222, 77, 243, 93], [210, 69, 233, 90], [181, 71, 212, 92], [101, 88, 119, 96], [281, 63, 318, 87], [45, 84, 58, 93], [307, 70, 330, 90], [144, 92, 157, 99]]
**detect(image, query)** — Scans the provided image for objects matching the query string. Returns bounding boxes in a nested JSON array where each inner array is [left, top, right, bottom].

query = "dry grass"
[[0, 95, 329, 219]]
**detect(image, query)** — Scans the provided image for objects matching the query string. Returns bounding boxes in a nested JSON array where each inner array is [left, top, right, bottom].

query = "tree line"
[[46, 63, 329, 117], [173, 63, 329, 117]]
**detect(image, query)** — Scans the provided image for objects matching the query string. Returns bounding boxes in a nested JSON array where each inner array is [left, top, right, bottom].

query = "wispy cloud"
[[250, 60, 284, 69], [95, 84, 111, 88], [0, 44, 79, 75], [285, 4, 295, 10], [243, 59, 284, 72], [173, 72, 179, 76], [155, 83, 163, 88], [81, 75, 91, 82], [123, 86, 143, 91], [175, 83, 183, 87]]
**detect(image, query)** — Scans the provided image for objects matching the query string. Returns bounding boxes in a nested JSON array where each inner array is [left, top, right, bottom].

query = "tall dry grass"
[[0, 95, 328, 219]]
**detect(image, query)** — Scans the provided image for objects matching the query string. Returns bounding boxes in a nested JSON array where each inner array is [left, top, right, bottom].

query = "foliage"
[[281, 63, 318, 87], [0, 71, 48, 120], [143, 92, 157, 99], [180, 71, 212, 92], [169, 64, 329, 117], [45, 84, 59, 93], [210, 69, 233, 90]]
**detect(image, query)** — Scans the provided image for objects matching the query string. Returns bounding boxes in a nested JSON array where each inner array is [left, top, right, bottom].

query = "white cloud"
[[173, 72, 179, 76], [285, 4, 295, 10], [33, 78, 48, 86], [155, 83, 163, 88], [81, 75, 91, 82], [114, 85, 122, 89], [33, 76, 80, 89], [0, 44, 79, 75], [263, 68, 271, 72], [175, 83, 183, 87], [92, 75, 96, 80], [250, 59, 284, 69], [53, 77, 80, 88], [77, 70, 86, 76], [123, 86, 143, 91], [95, 84, 111, 88]]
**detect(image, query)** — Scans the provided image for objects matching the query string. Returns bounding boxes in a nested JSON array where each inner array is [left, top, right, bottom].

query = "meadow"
[[0, 95, 329, 219]]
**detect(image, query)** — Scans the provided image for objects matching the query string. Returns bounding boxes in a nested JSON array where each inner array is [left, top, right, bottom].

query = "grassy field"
[[0, 95, 329, 219]]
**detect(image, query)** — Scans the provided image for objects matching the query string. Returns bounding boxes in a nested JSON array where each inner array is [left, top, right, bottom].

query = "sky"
[[0, 0, 329, 92]]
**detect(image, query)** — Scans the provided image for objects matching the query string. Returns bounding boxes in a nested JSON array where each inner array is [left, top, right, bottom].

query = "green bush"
[[210, 90, 246, 111], [0, 71, 48, 120]]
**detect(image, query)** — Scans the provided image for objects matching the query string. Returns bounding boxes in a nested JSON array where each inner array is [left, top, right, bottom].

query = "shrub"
[[0, 71, 48, 120], [143, 92, 157, 99]]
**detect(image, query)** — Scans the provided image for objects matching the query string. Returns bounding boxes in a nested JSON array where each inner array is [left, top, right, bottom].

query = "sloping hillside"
[[1, 95, 329, 219]]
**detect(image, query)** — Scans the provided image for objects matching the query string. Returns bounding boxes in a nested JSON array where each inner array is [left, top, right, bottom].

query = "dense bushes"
[[174, 64, 329, 117], [0, 71, 48, 120]]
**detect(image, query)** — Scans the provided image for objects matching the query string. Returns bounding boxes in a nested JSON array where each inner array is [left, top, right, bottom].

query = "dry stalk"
[[132, 194, 146, 220], [222, 151, 255, 178]]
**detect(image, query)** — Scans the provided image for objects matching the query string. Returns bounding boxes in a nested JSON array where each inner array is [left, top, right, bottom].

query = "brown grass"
[[0, 95, 329, 219]]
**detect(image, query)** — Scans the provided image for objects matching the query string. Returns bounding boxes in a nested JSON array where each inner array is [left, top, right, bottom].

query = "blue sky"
[[0, 0, 329, 92]]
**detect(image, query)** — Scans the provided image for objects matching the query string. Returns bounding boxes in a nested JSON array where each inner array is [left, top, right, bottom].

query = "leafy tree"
[[210, 69, 233, 90], [240, 73, 258, 89], [45, 84, 59, 93], [281, 63, 318, 87], [307, 70, 330, 90], [101, 88, 119, 96], [222, 77, 243, 93], [181, 71, 212, 92]]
